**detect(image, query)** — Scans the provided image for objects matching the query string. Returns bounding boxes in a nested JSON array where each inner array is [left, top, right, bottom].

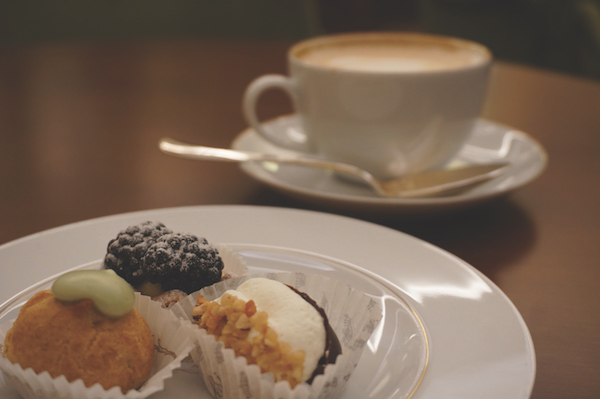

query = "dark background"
[[2, 0, 599, 80]]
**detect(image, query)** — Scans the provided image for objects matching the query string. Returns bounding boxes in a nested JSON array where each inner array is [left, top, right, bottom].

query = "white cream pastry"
[[192, 277, 340, 388], [220, 278, 326, 382]]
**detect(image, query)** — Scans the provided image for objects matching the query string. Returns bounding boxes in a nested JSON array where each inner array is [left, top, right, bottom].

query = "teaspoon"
[[159, 137, 509, 198]]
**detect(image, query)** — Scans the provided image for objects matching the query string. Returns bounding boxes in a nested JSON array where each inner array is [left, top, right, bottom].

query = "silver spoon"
[[159, 137, 509, 198]]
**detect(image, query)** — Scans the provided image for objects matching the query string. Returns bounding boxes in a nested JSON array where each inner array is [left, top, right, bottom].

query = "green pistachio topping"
[[51, 269, 135, 318]]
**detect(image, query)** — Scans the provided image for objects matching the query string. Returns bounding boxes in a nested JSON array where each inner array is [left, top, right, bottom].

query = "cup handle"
[[242, 74, 311, 152]]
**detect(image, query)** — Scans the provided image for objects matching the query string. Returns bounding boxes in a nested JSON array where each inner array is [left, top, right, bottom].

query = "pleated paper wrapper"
[[0, 293, 194, 399], [215, 244, 248, 280], [172, 272, 383, 399]]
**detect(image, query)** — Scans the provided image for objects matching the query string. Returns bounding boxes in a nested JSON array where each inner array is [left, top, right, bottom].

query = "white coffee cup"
[[243, 32, 492, 180]]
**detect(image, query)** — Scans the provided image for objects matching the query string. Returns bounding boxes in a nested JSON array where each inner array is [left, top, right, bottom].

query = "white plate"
[[0, 205, 535, 399], [1, 253, 428, 399], [232, 115, 548, 215]]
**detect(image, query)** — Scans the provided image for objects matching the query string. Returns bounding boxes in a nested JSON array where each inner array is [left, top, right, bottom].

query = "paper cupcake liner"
[[172, 272, 383, 399], [215, 244, 247, 280], [0, 293, 194, 399]]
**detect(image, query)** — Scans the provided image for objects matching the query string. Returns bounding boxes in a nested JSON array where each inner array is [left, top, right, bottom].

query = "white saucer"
[[232, 115, 548, 214]]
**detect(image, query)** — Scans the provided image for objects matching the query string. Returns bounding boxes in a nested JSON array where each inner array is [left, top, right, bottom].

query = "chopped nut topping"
[[193, 294, 306, 387]]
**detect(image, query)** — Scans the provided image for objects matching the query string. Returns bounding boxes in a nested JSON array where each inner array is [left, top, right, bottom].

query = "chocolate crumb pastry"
[[104, 221, 225, 297]]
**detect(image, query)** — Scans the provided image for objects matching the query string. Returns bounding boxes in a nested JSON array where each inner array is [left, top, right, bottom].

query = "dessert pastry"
[[172, 273, 383, 399], [103, 221, 225, 295], [192, 277, 341, 388], [2, 270, 154, 393]]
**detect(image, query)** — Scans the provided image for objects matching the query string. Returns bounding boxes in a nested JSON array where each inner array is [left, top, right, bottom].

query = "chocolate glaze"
[[287, 285, 342, 384]]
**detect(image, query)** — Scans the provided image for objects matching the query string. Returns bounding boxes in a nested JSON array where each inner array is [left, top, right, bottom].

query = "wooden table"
[[1, 38, 599, 399]]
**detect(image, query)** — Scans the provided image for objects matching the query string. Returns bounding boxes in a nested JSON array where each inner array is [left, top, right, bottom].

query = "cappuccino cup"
[[243, 32, 492, 180]]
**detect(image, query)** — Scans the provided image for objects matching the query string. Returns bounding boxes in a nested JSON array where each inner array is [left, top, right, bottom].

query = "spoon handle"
[[159, 137, 370, 180]]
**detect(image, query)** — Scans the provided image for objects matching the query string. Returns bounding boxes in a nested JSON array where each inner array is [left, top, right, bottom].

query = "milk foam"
[[299, 42, 487, 72]]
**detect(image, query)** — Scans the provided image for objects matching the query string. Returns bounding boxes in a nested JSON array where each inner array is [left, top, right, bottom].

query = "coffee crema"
[[295, 36, 489, 73]]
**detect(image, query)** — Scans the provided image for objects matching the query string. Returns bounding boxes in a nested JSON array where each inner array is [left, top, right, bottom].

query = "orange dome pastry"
[[3, 271, 155, 394]]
